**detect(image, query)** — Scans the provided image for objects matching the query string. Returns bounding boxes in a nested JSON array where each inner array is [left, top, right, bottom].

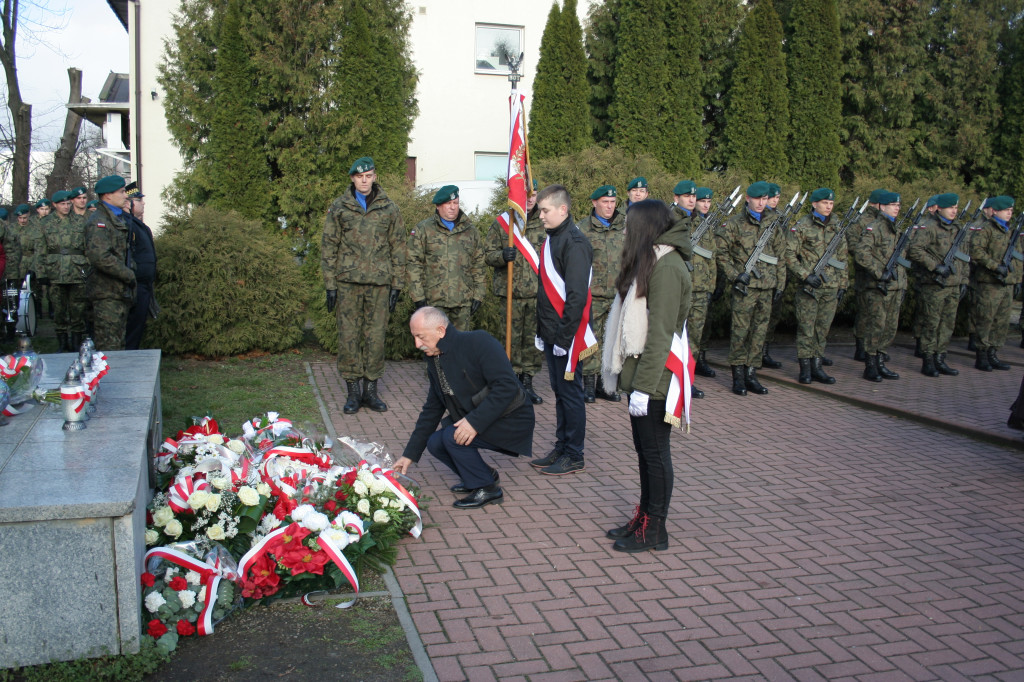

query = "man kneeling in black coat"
[[394, 306, 536, 508]]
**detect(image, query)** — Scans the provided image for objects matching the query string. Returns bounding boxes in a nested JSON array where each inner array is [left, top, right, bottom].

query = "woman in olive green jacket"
[[601, 200, 692, 553]]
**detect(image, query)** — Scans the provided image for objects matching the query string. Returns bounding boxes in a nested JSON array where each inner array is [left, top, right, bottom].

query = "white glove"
[[535, 336, 545, 351], [628, 391, 649, 417], [553, 345, 568, 357]]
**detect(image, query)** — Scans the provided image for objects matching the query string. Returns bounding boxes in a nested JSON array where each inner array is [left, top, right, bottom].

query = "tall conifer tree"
[[722, 0, 790, 180], [786, 0, 841, 188], [530, 1, 591, 159], [995, 19, 1024, 199], [662, 0, 702, 175], [585, 0, 621, 145], [697, 0, 746, 169], [611, 0, 671, 160]]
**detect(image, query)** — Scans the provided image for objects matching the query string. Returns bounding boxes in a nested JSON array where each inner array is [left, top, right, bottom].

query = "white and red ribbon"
[[60, 384, 86, 414], [664, 325, 696, 432], [496, 211, 539, 274], [539, 238, 599, 380], [144, 546, 230, 636], [167, 476, 210, 513], [0, 355, 27, 380], [238, 524, 359, 598], [369, 465, 422, 538]]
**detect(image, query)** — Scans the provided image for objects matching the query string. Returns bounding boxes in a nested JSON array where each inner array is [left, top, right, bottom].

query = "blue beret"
[[627, 177, 648, 191], [746, 181, 770, 198], [432, 185, 459, 204], [349, 157, 375, 175], [673, 180, 696, 195], [94, 175, 126, 195], [988, 195, 1014, 211], [696, 187, 713, 200], [935, 193, 959, 209], [590, 185, 617, 200], [810, 188, 835, 202]]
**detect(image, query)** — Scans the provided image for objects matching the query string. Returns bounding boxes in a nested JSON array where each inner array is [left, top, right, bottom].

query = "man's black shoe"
[[453, 485, 503, 509], [450, 467, 500, 494], [691, 384, 704, 399], [540, 454, 585, 476], [530, 449, 561, 468]]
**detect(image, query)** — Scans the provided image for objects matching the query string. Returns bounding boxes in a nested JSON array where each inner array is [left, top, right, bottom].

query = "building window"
[[475, 24, 523, 75], [475, 153, 506, 181]]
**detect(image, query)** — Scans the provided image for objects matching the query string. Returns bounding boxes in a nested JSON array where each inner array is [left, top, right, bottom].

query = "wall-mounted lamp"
[[151, 90, 158, 100]]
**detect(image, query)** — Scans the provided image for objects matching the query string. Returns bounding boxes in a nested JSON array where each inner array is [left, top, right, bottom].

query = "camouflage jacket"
[[15, 217, 48, 280], [848, 207, 907, 291], [407, 210, 486, 306], [907, 213, 969, 288], [1, 222, 22, 282], [321, 183, 405, 290], [716, 206, 788, 291], [969, 215, 1014, 286], [43, 212, 89, 284], [668, 205, 705, 289], [788, 211, 849, 294], [484, 208, 544, 298], [85, 202, 136, 301], [577, 209, 625, 300]]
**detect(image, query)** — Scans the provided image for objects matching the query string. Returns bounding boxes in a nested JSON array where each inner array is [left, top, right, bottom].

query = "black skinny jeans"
[[630, 398, 673, 518]]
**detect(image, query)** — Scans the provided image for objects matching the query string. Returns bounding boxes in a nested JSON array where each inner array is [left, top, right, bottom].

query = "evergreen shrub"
[[147, 207, 305, 356]]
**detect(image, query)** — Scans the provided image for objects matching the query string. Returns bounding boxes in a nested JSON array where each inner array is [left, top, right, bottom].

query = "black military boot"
[[921, 353, 940, 377], [595, 376, 621, 402], [863, 354, 883, 382], [853, 337, 867, 362], [810, 357, 836, 384], [967, 333, 979, 352], [744, 366, 768, 394], [798, 358, 812, 384], [521, 374, 543, 404], [914, 337, 923, 358], [695, 350, 716, 378], [343, 380, 362, 414], [761, 343, 782, 369], [881, 350, 890, 362], [361, 379, 388, 412], [877, 353, 899, 379], [583, 375, 596, 403], [988, 347, 1011, 370], [691, 384, 704, 399], [821, 356, 834, 366], [612, 513, 669, 553], [731, 365, 747, 396], [975, 348, 993, 372], [935, 353, 959, 376]]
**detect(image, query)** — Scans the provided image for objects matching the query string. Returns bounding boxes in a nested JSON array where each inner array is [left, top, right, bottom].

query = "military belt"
[[59, 249, 85, 255]]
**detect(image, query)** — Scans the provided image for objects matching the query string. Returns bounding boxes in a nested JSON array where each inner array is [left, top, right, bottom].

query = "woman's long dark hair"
[[614, 199, 673, 299]]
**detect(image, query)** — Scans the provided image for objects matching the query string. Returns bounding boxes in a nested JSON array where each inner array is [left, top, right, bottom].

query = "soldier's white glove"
[[553, 345, 568, 357], [628, 391, 649, 417], [535, 336, 545, 351]]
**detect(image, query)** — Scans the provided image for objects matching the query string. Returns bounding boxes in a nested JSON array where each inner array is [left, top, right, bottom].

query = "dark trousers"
[[630, 399, 673, 518], [544, 345, 586, 460], [125, 280, 153, 350], [427, 424, 499, 490]]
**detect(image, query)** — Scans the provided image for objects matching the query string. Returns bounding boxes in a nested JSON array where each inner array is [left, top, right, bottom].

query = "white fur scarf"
[[602, 244, 674, 390]]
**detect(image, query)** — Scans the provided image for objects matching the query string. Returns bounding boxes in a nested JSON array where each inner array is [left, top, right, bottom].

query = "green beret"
[[94, 175, 126, 195], [926, 195, 939, 208], [673, 180, 696, 195], [746, 181, 770, 198], [868, 189, 887, 204], [767, 183, 781, 198], [810, 188, 835, 202], [51, 190, 70, 203], [627, 177, 648, 191], [696, 187, 713, 200], [14, 204, 30, 216], [988, 195, 1014, 211], [86, 200, 99, 209], [349, 156, 375, 175], [935, 193, 958, 209], [590, 185, 617, 200], [878, 191, 900, 205], [34, 198, 52, 208], [0, 208, 7, 220], [432, 185, 459, 204], [69, 186, 87, 198]]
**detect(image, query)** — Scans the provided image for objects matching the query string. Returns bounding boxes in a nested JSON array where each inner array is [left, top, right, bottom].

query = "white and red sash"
[[539, 237, 598, 380], [664, 325, 696, 431], [496, 211, 539, 274], [144, 546, 232, 636]]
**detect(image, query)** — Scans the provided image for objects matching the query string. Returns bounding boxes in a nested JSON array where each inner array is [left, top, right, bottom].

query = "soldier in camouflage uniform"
[[690, 187, 718, 383], [968, 195, 1016, 371], [69, 186, 89, 220], [484, 191, 545, 404], [848, 190, 905, 381], [44, 190, 89, 351], [85, 175, 136, 351], [321, 157, 405, 414], [717, 181, 788, 396], [912, 196, 941, 357], [761, 183, 789, 369], [407, 185, 486, 333], [669, 181, 702, 397], [13, 202, 45, 329], [907, 193, 967, 376], [2, 205, 21, 288], [34, 198, 52, 221], [625, 177, 649, 209], [578, 184, 625, 402]]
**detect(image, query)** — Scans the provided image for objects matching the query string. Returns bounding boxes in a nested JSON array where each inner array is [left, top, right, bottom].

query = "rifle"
[[877, 198, 922, 294], [734, 191, 806, 296], [687, 187, 743, 272], [997, 211, 1024, 281], [934, 199, 975, 284], [800, 197, 865, 296]]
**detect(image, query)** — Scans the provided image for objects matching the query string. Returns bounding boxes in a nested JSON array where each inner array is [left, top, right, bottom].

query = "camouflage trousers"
[[51, 283, 87, 335], [687, 290, 712, 352], [858, 286, 905, 355], [795, 289, 839, 358], [336, 283, 389, 381], [582, 296, 613, 376], [917, 284, 959, 354], [853, 285, 867, 340], [435, 305, 471, 331], [498, 296, 542, 376], [728, 288, 772, 367], [92, 299, 128, 351], [971, 282, 1012, 351], [764, 282, 789, 344]]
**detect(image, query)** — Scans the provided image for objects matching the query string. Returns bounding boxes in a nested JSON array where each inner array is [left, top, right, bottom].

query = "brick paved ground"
[[311, 333, 1024, 681]]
